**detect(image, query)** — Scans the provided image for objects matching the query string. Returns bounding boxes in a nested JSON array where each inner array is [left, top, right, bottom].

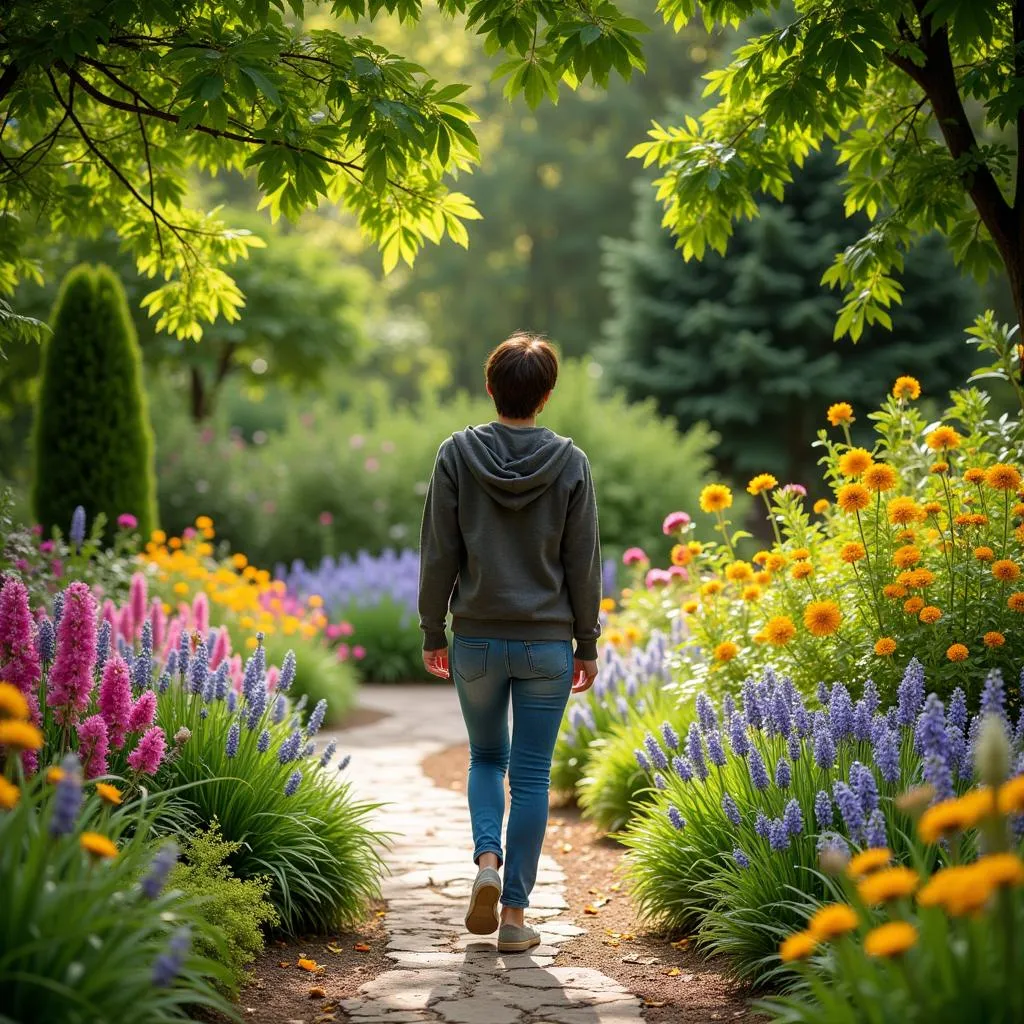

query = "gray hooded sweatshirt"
[[417, 422, 602, 660]]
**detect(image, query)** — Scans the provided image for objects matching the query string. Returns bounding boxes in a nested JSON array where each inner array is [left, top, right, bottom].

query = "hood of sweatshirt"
[[450, 423, 574, 511]]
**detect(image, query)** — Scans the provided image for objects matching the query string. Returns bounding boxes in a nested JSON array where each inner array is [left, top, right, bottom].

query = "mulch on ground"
[[421, 742, 761, 1024]]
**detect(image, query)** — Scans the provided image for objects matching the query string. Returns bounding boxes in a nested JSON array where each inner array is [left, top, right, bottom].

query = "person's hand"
[[423, 648, 450, 680], [572, 658, 598, 693]]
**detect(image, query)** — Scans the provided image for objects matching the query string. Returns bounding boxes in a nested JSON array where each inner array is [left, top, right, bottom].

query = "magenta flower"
[[117, 513, 138, 530], [266, 665, 280, 690], [149, 599, 166, 652], [353, 645, 366, 660], [338, 621, 354, 637], [781, 483, 807, 497], [0, 575, 42, 696], [128, 726, 167, 775], [101, 598, 118, 633], [98, 654, 133, 748], [622, 547, 648, 567], [128, 690, 157, 734], [228, 654, 243, 691], [209, 625, 230, 669], [129, 572, 148, 638], [336, 643, 350, 662], [192, 592, 209, 637], [182, 527, 196, 540], [77, 714, 109, 778], [319, 511, 334, 527], [668, 565, 688, 580], [116, 605, 134, 645], [645, 568, 673, 588], [662, 511, 692, 535], [31, 524, 43, 537], [39, 540, 55, 554], [46, 582, 97, 725]]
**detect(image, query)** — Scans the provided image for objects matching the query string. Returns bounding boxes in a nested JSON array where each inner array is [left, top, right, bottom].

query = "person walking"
[[418, 332, 601, 954]]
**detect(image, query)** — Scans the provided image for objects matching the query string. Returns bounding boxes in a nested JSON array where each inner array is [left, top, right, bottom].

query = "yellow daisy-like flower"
[[925, 425, 962, 451], [195, 515, 214, 530], [0, 720, 43, 751], [997, 776, 1024, 815], [752, 631, 768, 645], [983, 631, 1006, 648], [747, 473, 778, 496], [838, 448, 873, 477], [874, 637, 897, 657], [930, 461, 949, 475], [605, 629, 625, 648], [847, 848, 892, 878], [922, 500, 943, 517], [779, 931, 817, 963], [863, 462, 898, 492], [882, 583, 907, 600], [887, 496, 923, 525], [813, 498, 830, 515], [95, 783, 123, 806], [892, 545, 921, 569], [992, 559, 1021, 582], [917, 865, 986, 914], [713, 641, 739, 663], [46, 766, 66, 784], [0, 682, 29, 721], [765, 552, 787, 572], [80, 832, 119, 860], [231, 552, 248, 569], [857, 866, 919, 905], [974, 853, 1024, 889], [964, 467, 985, 484], [919, 798, 977, 844], [699, 484, 733, 513], [790, 562, 814, 581], [1009, 592, 1024, 612], [172, 581, 190, 597], [985, 464, 1022, 491], [907, 567, 936, 589], [840, 542, 866, 564], [864, 921, 918, 959], [752, 550, 770, 566], [0, 776, 19, 811], [599, 597, 615, 613], [700, 580, 724, 598], [741, 585, 762, 603], [946, 643, 969, 662], [687, 541, 704, 556], [827, 402, 854, 427], [791, 547, 811, 561], [974, 546, 995, 562], [624, 624, 642, 644], [724, 561, 754, 583], [892, 376, 921, 400], [151, 529, 167, 545], [670, 544, 692, 567], [765, 615, 797, 646], [682, 600, 699, 615], [918, 605, 942, 625], [755, 570, 772, 586], [807, 903, 859, 941], [837, 483, 871, 513], [1014, 502, 1024, 519], [903, 596, 925, 614], [804, 600, 842, 637]]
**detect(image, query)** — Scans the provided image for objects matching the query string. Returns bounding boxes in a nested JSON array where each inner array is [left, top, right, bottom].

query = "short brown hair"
[[485, 333, 558, 419]]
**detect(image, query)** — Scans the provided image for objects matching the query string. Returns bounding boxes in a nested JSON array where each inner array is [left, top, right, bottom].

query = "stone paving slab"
[[323, 685, 643, 1024]]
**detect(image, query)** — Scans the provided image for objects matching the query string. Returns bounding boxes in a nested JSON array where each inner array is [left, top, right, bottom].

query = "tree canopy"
[[1, 0, 649, 341]]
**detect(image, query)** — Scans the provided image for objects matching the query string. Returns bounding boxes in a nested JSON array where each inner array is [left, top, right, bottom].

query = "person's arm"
[[561, 454, 602, 662], [418, 442, 461, 654]]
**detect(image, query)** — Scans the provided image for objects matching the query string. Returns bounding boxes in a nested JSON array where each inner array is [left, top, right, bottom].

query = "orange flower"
[[874, 637, 897, 657], [931, 461, 949, 475], [699, 484, 733, 513], [903, 596, 925, 614], [847, 848, 892, 878], [907, 568, 936, 589], [725, 561, 754, 583], [864, 463, 898, 491], [813, 499, 830, 515], [765, 615, 797, 646], [983, 631, 1006, 648], [892, 545, 921, 569], [888, 497, 924, 525], [864, 921, 918, 958], [713, 641, 739, 663], [791, 548, 811, 561], [790, 562, 814, 581], [857, 866, 919, 905], [742, 585, 762, 603], [946, 643, 969, 662], [964, 467, 985, 484], [670, 544, 692, 567], [992, 560, 1021, 583], [747, 473, 778, 496], [701, 580, 724, 598], [985, 464, 1022, 490], [1008, 592, 1024, 613], [840, 542, 866, 564], [807, 903, 859, 941], [682, 600, 699, 615], [827, 402, 854, 427], [974, 546, 995, 562], [883, 583, 907, 600], [765, 552, 787, 572], [80, 832, 118, 860], [922, 500, 942, 517], [779, 931, 817, 962], [926, 425, 962, 451], [754, 570, 772, 586], [892, 376, 921, 400], [838, 448, 873, 477], [918, 605, 942, 625], [837, 483, 871, 513], [998, 776, 1024, 815], [804, 600, 842, 637]]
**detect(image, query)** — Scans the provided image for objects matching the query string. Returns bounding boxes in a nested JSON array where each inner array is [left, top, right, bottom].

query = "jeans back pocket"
[[453, 637, 489, 682], [524, 640, 569, 680]]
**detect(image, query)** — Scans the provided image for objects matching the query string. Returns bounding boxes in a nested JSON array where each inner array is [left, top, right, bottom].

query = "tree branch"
[[1014, 0, 1024, 218]]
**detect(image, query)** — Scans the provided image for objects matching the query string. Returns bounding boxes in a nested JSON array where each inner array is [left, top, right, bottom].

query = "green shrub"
[[260, 631, 358, 723], [32, 264, 157, 540], [166, 823, 279, 996], [341, 596, 433, 683]]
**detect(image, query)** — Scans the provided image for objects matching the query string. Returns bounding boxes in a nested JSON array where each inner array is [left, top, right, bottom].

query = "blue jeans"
[[450, 635, 573, 909]]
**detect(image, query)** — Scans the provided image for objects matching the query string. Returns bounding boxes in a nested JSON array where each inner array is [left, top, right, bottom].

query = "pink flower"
[[349, 434, 365, 449], [364, 458, 379, 473], [192, 592, 209, 637], [149, 599, 166, 652], [668, 565, 688, 581], [781, 483, 807, 497], [98, 654, 133, 748], [129, 573, 148, 638], [50, 560, 63, 578], [353, 645, 366, 660], [645, 568, 673, 588], [229, 654, 243, 691], [14, 559, 30, 574], [31, 524, 43, 537], [662, 511, 692, 535], [336, 643, 350, 662], [209, 625, 230, 669], [200, 427, 215, 444], [39, 540, 55, 554], [116, 606, 134, 645], [338, 621, 354, 637], [128, 690, 157, 733], [163, 619, 182, 666], [101, 598, 118, 633], [77, 714, 109, 779], [622, 547, 648, 567], [319, 511, 334, 527], [266, 665, 280, 691], [117, 513, 138, 530], [46, 582, 97, 724], [127, 726, 166, 775], [21, 749, 38, 776]]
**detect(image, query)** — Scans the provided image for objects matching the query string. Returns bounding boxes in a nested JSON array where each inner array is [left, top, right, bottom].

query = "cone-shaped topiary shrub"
[[32, 264, 157, 539]]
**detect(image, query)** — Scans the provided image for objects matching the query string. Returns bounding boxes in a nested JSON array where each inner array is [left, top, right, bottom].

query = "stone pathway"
[[324, 685, 643, 1024]]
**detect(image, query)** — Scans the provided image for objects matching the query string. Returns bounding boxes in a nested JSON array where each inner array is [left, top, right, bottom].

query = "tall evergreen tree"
[[32, 265, 157, 538], [600, 148, 983, 484]]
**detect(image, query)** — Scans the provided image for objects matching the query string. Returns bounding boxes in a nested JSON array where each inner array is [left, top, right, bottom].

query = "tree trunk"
[[189, 366, 208, 422]]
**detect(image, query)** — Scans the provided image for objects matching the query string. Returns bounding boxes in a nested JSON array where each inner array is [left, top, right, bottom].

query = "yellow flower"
[[964, 467, 985, 484], [151, 529, 167, 544], [992, 559, 1021, 583], [80, 832, 119, 860], [699, 484, 733, 513], [95, 783, 122, 806], [974, 545, 995, 562], [231, 553, 248, 570], [838, 448, 873, 477], [813, 499, 830, 515], [46, 767, 65, 784], [864, 921, 918, 959], [779, 931, 817, 962], [840, 542, 866, 564], [930, 461, 949, 475], [752, 631, 768, 645], [1010, 592, 1024, 613], [827, 402, 854, 427], [926, 425, 962, 451], [837, 483, 871, 513], [918, 605, 942, 625], [195, 515, 214, 530], [747, 473, 778, 496], [892, 376, 921, 400], [687, 541, 704, 555], [903, 596, 924, 614], [0, 682, 29, 721], [874, 637, 897, 657], [741, 585, 762, 603], [755, 570, 772, 585], [983, 631, 1006, 648], [791, 548, 811, 560], [168, 537, 182, 550], [1014, 502, 1024, 519], [713, 641, 739, 663], [599, 597, 615, 613], [804, 600, 842, 637], [973, 853, 1024, 889], [0, 776, 19, 810], [624, 624, 642, 643], [670, 544, 692, 567], [997, 776, 1024, 815], [892, 545, 921, 569], [985, 464, 1022, 491], [0, 720, 43, 751], [724, 561, 754, 583], [888, 497, 924, 525], [857, 866, 919, 905], [700, 580, 724, 598], [682, 600, 699, 615], [863, 462, 898, 492], [847, 848, 892, 878], [882, 583, 907, 600], [307, 595, 324, 609], [922, 500, 942, 517], [807, 903, 859, 941], [605, 629, 625, 647], [919, 789, 995, 844], [245, 636, 258, 651], [946, 643, 969, 662], [765, 615, 797, 646], [765, 552, 787, 572], [172, 582, 190, 597], [906, 567, 935, 589], [790, 562, 814, 581]]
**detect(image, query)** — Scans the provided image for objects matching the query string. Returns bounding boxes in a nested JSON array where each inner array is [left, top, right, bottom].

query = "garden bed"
[[421, 742, 759, 1023]]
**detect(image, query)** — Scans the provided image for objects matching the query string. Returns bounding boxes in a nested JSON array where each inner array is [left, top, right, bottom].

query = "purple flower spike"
[[742, 677, 763, 729], [783, 798, 804, 837], [829, 683, 854, 741], [721, 792, 741, 826], [754, 810, 771, 839], [644, 733, 669, 770], [980, 669, 1009, 728], [832, 781, 864, 839], [850, 762, 879, 816], [634, 748, 652, 772], [896, 658, 926, 727], [732, 847, 750, 869], [768, 818, 790, 852], [872, 727, 901, 785], [706, 730, 727, 767], [814, 790, 833, 829], [153, 927, 191, 988], [774, 756, 791, 789], [787, 733, 802, 763], [814, 721, 836, 772], [865, 808, 887, 848], [672, 756, 692, 782], [667, 805, 685, 830], [915, 694, 949, 758], [748, 746, 770, 791], [923, 752, 954, 801], [728, 712, 750, 758], [686, 723, 707, 781], [696, 692, 718, 734], [661, 721, 680, 751]]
